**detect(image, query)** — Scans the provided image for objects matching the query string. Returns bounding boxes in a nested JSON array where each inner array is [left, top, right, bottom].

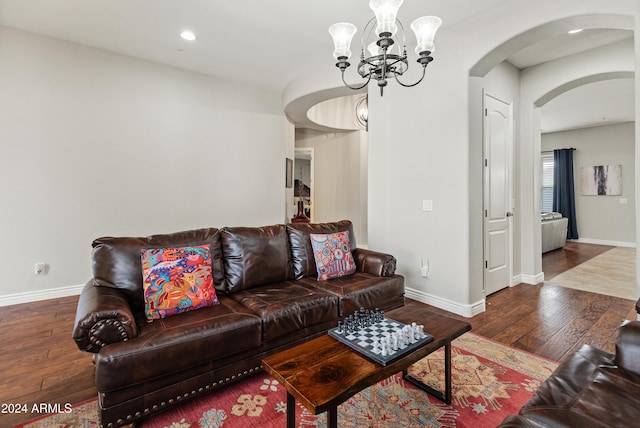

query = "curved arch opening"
[[535, 71, 635, 107], [468, 12, 636, 302], [470, 14, 634, 77]]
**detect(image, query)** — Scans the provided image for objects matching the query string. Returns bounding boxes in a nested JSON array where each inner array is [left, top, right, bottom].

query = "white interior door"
[[483, 92, 514, 296]]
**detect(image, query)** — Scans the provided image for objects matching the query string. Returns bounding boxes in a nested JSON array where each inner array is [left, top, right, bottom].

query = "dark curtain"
[[553, 148, 579, 239]]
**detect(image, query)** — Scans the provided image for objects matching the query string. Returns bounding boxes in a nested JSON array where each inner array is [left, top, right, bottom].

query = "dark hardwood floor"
[[0, 297, 95, 427], [540, 240, 614, 280], [0, 242, 636, 426]]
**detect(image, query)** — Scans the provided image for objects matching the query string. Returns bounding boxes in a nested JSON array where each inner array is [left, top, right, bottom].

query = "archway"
[[468, 14, 636, 297]]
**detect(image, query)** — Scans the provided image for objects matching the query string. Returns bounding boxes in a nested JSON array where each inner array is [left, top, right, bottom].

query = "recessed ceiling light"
[[568, 29, 583, 34], [180, 31, 196, 41]]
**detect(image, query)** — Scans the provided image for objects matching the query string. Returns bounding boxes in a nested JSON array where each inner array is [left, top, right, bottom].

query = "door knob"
[[506, 211, 514, 217]]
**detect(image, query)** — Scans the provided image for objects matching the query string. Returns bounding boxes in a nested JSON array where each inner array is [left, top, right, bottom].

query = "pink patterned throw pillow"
[[309, 231, 357, 281], [141, 245, 218, 321]]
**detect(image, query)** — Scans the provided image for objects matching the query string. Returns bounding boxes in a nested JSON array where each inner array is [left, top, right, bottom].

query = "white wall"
[[542, 122, 636, 245], [0, 26, 293, 303], [295, 128, 368, 246]]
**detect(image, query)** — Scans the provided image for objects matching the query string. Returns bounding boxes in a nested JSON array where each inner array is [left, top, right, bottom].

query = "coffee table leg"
[[403, 341, 453, 404], [327, 406, 338, 428], [443, 341, 452, 403], [287, 392, 295, 428]]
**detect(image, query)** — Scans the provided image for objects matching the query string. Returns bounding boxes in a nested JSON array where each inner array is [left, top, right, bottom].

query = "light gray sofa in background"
[[541, 212, 568, 253]]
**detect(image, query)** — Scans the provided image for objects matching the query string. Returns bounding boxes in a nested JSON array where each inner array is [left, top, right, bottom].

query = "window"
[[541, 152, 554, 213]]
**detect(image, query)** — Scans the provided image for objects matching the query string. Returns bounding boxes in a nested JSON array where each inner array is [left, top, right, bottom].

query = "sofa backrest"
[[90, 221, 358, 310], [221, 224, 294, 293], [287, 220, 356, 280], [92, 228, 225, 316]]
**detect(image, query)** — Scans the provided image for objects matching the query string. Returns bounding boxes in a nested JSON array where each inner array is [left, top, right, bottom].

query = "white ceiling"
[[0, 0, 635, 133], [0, 0, 510, 92]]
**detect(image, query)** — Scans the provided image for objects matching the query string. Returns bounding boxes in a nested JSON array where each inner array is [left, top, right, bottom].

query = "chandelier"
[[329, 0, 442, 96]]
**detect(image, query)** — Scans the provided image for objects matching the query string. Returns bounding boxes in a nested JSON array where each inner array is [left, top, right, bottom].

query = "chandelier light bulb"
[[369, 0, 404, 36], [329, 22, 358, 60], [411, 16, 442, 55]]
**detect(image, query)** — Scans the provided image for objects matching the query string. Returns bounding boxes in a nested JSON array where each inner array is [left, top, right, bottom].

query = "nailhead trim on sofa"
[[89, 319, 129, 348], [101, 366, 262, 428]]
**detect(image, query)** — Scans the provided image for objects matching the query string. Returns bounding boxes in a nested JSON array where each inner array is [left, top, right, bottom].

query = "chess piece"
[[418, 324, 425, 338], [372, 339, 379, 354], [337, 321, 343, 334]]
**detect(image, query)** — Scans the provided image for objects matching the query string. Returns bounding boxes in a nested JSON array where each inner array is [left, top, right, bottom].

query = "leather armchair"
[[499, 320, 640, 427]]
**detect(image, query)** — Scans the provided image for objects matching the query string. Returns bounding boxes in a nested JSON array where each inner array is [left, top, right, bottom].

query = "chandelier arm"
[[341, 69, 372, 90], [393, 65, 427, 88], [361, 17, 377, 49]]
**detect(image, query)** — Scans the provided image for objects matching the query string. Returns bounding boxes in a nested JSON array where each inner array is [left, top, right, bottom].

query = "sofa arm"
[[352, 248, 397, 277], [72, 281, 139, 353], [615, 320, 640, 376]]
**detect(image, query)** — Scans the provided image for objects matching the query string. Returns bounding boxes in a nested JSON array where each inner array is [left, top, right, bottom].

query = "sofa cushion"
[[95, 297, 261, 392], [92, 228, 225, 318], [141, 245, 219, 321], [287, 220, 357, 280], [298, 272, 404, 316], [221, 224, 294, 293], [228, 281, 340, 342], [310, 231, 356, 280]]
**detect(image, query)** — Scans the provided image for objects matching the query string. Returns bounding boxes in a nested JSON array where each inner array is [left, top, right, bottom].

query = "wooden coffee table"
[[262, 305, 471, 428]]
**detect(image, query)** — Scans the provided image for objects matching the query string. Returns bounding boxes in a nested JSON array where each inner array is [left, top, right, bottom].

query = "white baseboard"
[[570, 238, 636, 248], [514, 272, 544, 285], [405, 286, 485, 318], [0, 284, 84, 307]]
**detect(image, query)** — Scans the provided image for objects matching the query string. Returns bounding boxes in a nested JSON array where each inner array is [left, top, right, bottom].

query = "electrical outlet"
[[35, 263, 47, 275], [421, 266, 429, 277]]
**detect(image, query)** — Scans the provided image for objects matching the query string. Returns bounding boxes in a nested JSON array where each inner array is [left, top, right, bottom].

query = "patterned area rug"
[[15, 333, 557, 428]]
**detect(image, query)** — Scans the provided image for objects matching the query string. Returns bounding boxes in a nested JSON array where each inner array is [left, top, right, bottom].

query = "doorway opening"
[[294, 148, 314, 222]]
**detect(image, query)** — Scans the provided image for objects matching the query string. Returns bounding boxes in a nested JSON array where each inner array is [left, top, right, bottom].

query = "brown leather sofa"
[[498, 320, 640, 427], [72, 220, 404, 428]]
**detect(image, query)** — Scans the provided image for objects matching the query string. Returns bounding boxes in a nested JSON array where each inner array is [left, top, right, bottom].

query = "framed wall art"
[[581, 164, 622, 195]]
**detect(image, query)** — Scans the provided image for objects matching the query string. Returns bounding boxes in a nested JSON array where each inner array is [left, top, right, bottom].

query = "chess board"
[[328, 316, 434, 366]]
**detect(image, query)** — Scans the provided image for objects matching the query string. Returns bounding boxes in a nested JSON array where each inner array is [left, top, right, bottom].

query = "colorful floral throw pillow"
[[309, 231, 357, 281], [141, 245, 218, 321]]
